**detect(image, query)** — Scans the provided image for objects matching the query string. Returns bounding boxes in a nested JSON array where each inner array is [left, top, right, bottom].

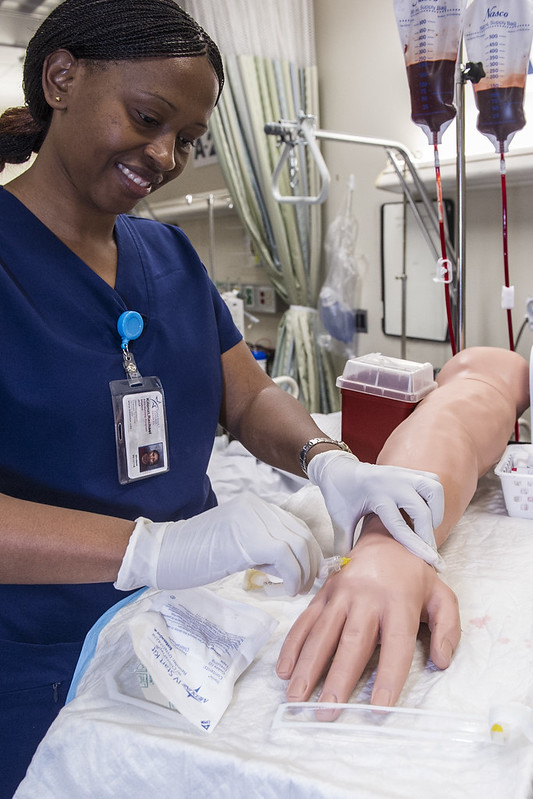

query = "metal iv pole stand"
[[455, 49, 467, 353], [266, 115, 456, 267], [454, 55, 487, 352]]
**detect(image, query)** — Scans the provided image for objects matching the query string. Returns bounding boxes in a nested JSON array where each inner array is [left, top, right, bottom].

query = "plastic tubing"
[[433, 133, 456, 355]]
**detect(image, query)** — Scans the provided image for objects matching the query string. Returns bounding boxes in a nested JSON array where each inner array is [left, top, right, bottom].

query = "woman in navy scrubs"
[[0, 2, 324, 791], [0, 0, 449, 793]]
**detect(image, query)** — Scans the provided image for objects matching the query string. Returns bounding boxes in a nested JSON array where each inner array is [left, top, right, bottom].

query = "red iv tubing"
[[499, 147, 520, 442], [499, 149, 514, 351], [433, 135, 457, 355]]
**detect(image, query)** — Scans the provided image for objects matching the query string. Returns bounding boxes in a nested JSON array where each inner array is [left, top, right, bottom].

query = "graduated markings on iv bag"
[[474, 86, 526, 144], [406, 60, 457, 134]]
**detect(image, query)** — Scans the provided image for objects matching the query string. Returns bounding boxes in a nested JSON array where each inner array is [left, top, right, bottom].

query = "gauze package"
[[128, 587, 278, 733]]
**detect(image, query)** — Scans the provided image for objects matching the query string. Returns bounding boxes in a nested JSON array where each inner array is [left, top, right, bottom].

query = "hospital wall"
[[153, 0, 533, 374]]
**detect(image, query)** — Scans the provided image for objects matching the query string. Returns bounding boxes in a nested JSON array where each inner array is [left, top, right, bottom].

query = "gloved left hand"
[[307, 450, 445, 569]]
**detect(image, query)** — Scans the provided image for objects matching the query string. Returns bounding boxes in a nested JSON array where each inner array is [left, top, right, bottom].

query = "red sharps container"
[[337, 353, 437, 463]]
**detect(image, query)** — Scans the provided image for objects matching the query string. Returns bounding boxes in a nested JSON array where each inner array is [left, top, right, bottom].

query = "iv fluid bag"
[[318, 178, 359, 352], [464, 0, 533, 153], [394, 0, 467, 144]]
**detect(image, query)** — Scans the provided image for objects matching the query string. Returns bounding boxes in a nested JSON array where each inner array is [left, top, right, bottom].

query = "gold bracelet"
[[299, 437, 351, 476]]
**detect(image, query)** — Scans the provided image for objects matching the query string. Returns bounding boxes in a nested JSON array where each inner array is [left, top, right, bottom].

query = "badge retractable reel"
[[110, 311, 169, 484]]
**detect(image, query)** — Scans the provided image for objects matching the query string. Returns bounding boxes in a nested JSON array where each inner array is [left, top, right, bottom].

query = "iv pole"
[[455, 51, 467, 353], [455, 55, 486, 352], [265, 115, 456, 264]]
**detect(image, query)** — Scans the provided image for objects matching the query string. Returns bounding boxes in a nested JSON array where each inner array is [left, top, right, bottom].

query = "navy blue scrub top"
[[0, 187, 242, 648]]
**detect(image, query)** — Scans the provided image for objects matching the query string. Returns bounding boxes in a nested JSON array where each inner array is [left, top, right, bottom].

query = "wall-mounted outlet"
[[243, 285, 256, 310], [255, 285, 277, 313]]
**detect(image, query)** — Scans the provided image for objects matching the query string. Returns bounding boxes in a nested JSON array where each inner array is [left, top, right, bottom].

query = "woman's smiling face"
[[43, 53, 219, 216]]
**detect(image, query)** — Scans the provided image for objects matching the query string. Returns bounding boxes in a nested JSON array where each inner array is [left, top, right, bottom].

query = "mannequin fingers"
[[277, 600, 346, 700], [426, 583, 461, 669], [316, 613, 380, 715], [276, 597, 326, 680], [369, 606, 420, 707]]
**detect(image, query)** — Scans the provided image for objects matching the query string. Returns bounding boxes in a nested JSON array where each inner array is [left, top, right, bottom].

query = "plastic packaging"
[[128, 588, 278, 732], [464, 0, 533, 153], [394, 0, 466, 144], [337, 353, 436, 462], [318, 175, 361, 358]]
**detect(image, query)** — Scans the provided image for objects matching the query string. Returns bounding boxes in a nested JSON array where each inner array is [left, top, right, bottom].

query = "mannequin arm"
[[277, 347, 530, 706]]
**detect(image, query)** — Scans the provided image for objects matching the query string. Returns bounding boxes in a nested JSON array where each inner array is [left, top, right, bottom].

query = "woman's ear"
[[42, 49, 79, 107]]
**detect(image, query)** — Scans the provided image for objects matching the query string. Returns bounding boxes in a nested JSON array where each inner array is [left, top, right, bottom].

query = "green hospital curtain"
[[183, 0, 339, 413]]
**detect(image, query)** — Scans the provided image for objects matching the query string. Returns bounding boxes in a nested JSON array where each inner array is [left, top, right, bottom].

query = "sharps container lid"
[[336, 352, 437, 403]]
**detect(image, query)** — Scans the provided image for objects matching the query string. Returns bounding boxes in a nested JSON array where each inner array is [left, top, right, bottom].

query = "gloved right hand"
[[115, 492, 323, 596]]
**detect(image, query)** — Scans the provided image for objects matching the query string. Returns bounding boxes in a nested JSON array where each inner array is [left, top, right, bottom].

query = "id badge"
[[110, 377, 170, 484]]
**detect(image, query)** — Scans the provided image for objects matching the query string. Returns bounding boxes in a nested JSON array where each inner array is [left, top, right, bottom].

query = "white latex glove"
[[115, 492, 323, 596], [307, 450, 445, 570]]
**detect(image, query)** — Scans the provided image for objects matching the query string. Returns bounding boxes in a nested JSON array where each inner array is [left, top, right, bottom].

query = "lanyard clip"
[[122, 346, 143, 386], [117, 311, 144, 386]]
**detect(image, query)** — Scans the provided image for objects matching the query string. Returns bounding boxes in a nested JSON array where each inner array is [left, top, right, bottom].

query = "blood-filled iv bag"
[[394, 0, 467, 144], [464, 0, 533, 153]]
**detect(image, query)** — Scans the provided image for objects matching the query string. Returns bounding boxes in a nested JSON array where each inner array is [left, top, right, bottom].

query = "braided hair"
[[0, 0, 224, 171]]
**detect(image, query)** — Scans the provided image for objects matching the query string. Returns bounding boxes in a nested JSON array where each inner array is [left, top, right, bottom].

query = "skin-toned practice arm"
[[276, 347, 530, 707]]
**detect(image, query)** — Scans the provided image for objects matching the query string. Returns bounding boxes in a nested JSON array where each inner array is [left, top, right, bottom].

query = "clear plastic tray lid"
[[336, 352, 437, 402]]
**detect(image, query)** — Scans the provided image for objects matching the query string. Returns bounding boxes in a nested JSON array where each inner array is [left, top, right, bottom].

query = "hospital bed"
[[14, 413, 533, 799]]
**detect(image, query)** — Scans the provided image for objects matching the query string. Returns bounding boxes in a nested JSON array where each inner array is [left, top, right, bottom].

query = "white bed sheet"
[[14, 418, 533, 799]]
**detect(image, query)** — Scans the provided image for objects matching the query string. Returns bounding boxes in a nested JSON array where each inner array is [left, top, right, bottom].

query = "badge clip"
[[118, 311, 144, 387]]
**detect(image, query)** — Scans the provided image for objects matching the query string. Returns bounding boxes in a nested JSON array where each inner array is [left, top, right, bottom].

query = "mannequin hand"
[[307, 450, 444, 567], [115, 492, 322, 596], [276, 521, 460, 707]]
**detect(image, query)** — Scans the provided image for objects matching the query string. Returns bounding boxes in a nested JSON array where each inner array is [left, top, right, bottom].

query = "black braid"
[[0, 0, 224, 171]]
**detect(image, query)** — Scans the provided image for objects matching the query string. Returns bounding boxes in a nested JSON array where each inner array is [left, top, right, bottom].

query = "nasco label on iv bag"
[[110, 377, 169, 484]]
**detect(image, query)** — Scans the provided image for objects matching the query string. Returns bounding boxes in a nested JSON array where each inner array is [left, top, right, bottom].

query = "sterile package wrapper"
[[127, 588, 278, 733]]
